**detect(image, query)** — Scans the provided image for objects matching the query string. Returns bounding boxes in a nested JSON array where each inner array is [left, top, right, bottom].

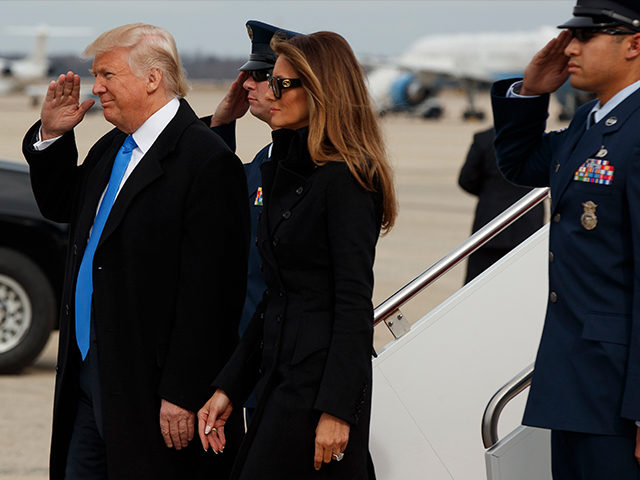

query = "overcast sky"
[[1, 0, 576, 58]]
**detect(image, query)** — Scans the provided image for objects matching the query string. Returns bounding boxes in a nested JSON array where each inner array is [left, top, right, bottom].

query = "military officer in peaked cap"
[[491, 0, 640, 478], [202, 20, 300, 421], [206, 19, 300, 338]]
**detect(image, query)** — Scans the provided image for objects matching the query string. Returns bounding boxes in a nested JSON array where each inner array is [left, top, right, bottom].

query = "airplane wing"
[[368, 27, 558, 119]]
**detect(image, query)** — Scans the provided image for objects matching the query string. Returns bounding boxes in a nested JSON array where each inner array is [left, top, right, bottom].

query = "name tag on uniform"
[[254, 186, 263, 206], [574, 158, 614, 185]]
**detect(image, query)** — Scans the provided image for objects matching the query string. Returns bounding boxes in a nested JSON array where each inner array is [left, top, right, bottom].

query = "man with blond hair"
[[22, 23, 248, 479]]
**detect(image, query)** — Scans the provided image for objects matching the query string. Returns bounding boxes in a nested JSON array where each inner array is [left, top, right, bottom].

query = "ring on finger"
[[332, 452, 344, 462]]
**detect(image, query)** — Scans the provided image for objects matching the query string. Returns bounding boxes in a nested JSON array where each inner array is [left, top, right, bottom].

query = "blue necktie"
[[75, 135, 137, 360]]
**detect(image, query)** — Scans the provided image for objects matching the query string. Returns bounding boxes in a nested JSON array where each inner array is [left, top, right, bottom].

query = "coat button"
[[276, 315, 282, 323], [549, 251, 554, 263], [279, 290, 284, 297], [65, 304, 70, 316], [295, 186, 303, 195], [272, 239, 279, 247], [282, 210, 291, 219], [97, 266, 103, 270], [553, 213, 561, 223], [549, 292, 558, 303]]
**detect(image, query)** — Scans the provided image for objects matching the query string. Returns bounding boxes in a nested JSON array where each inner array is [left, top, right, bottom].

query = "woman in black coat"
[[197, 32, 397, 479]]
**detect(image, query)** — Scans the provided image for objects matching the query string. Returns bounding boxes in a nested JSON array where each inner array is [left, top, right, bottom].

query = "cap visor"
[[239, 59, 275, 71], [557, 16, 614, 28]]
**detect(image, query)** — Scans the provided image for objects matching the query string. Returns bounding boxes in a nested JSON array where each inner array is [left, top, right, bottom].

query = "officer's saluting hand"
[[520, 30, 572, 96]]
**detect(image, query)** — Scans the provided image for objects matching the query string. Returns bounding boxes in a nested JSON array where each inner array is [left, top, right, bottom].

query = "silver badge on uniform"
[[581, 201, 598, 230], [605, 117, 617, 127], [595, 147, 608, 158]]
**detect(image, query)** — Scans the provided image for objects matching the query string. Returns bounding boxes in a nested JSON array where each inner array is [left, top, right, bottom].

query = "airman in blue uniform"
[[491, 1, 640, 478], [205, 20, 300, 337], [203, 20, 300, 419]]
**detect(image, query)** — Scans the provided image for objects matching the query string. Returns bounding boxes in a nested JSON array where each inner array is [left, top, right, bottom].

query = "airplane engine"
[[368, 67, 443, 119], [389, 72, 429, 108]]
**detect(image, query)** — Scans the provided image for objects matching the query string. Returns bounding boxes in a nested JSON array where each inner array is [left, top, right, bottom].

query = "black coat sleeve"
[[22, 121, 90, 223], [157, 142, 250, 411], [212, 298, 266, 407], [313, 169, 380, 425], [200, 115, 237, 153]]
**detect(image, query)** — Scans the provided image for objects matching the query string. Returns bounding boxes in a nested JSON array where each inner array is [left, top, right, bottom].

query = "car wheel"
[[0, 247, 55, 373]]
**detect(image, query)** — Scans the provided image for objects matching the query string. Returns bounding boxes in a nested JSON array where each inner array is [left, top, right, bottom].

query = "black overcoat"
[[458, 127, 544, 250], [215, 127, 380, 480], [22, 100, 249, 479]]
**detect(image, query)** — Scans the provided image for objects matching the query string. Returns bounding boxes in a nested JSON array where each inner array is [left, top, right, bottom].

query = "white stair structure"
[[369, 188, 552, 479]]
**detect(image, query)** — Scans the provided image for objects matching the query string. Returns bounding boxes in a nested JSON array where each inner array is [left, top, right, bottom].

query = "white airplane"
[[0, 25, 93, 102], [368, 26, 592, 121]]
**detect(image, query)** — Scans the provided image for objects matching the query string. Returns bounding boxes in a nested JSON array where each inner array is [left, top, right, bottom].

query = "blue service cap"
[[557, 0, 640, 31], [240, 20, 301, 71]]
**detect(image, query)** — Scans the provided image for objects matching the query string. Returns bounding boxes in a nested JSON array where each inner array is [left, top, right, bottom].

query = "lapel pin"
[[595, 147, 608, 158], [605, 117, 617, 127]]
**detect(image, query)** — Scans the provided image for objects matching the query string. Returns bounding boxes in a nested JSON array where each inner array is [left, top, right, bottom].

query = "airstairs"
[[370, 187, 552, 479]]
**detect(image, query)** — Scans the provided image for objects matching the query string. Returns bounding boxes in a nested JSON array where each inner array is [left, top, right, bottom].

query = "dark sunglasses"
[[249, 69, 272, 82], [569, 27, 635, 43], [268, 75, 302, 99]]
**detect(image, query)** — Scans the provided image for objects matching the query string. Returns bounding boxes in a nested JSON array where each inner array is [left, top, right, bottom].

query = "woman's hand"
[[197, 389, 233, 453], [313, 412, 350, 470]]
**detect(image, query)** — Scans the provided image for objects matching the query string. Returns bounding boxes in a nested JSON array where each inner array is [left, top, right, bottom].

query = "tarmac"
[[0, 83, 565, 479]]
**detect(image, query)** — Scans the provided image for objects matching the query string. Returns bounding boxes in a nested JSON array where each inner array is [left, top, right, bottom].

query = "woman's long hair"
[[272, 31, 397, 233]]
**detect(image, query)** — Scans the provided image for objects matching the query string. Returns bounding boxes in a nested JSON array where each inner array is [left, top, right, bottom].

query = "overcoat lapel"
[[98, 100, 197, 249], [259, 128, 313, 273], [75, 134, 124, 244], [265, 128, 314, 237], [258, 160, 279, 275], [268, 164, 311, 235]]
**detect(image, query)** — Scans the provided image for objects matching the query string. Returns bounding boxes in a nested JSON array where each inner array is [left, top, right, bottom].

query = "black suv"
[[0, 159, 67, 372]]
